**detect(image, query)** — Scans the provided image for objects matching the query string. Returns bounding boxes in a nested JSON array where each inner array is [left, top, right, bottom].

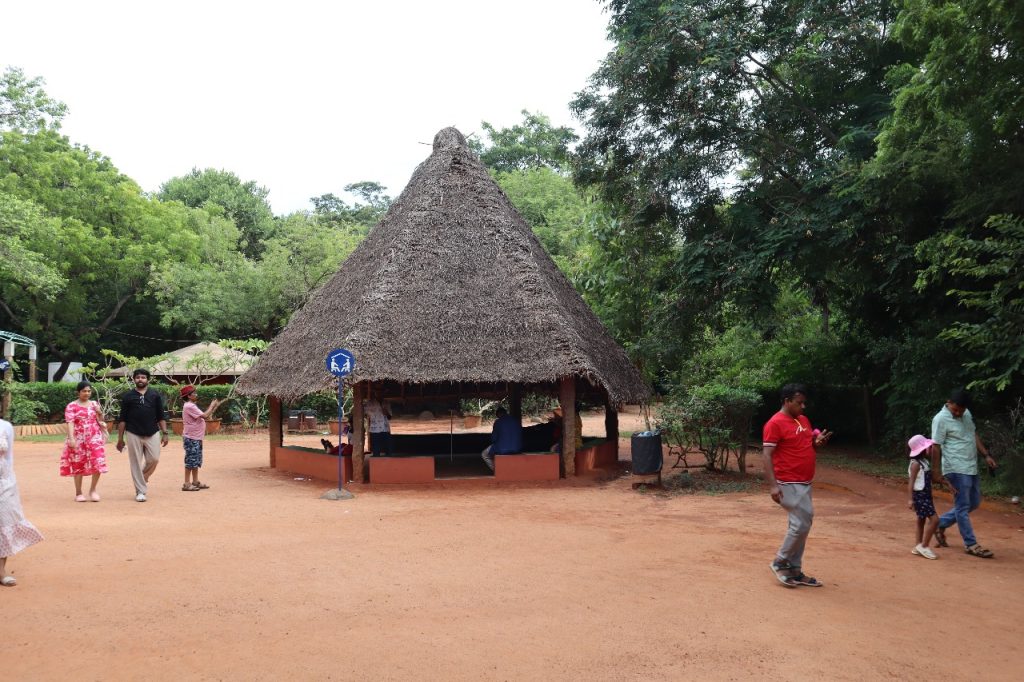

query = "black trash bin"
[[631, 432, 663, 474]]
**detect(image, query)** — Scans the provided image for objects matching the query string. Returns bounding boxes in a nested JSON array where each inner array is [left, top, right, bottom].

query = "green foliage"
[[657, 381, 762, 472], [0, 191, 66, 297], [158, 168, 276, 258], [916, 214, 1024, 391], [8, 391, 48, 425], [979, 398, 1024, 496], [472, 110, 577, 173], [0, 66, 67, 132], [311, 181, 391, 228]]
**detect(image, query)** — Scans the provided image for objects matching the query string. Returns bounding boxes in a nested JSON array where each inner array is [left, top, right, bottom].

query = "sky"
[[2, 1, 613, 214]]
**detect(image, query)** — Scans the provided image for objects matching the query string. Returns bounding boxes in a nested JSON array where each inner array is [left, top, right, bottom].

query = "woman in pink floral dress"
[[61, 381, 109, 502]]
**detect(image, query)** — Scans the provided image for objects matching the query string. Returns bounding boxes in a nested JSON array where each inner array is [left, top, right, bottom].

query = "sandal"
[[75, 494, 87, 502], [793, 572, 823, 587], [934, 526, 948, 548], [1, 576, 16, 587], [770, 561, 799, 588], [90, 491, 101, 502], [193, 481, 209, 489], [965, 544, 994, 558], [181, 483, 199, 491]]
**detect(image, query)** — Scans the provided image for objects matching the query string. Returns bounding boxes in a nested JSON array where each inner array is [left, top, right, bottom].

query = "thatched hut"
[[237, 127, 648, 484]]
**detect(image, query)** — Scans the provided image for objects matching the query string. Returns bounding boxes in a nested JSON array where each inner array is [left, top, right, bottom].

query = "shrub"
[[658, 382, 762, 472]]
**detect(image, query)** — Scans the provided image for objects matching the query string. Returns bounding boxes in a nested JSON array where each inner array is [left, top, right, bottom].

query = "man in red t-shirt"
[[763, 384, 831, 588]]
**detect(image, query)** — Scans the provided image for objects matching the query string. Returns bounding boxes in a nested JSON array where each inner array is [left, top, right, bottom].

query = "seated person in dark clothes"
[[481, 406, 523, 472]]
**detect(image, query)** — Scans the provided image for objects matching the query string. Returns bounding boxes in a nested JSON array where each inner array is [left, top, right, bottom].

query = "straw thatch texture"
[[236, 127, 649, 405]]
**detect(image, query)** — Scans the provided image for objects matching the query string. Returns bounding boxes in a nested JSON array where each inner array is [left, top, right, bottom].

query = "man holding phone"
[[762, 383, 832, 588]]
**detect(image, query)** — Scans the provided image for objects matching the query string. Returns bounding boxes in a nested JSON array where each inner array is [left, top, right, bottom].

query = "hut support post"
[[352, 382, 366, 482], [605, 401, 619, 459], [268, 397, 282, 468], [559, 377, 576, 477], [509, 385, 522, 423]]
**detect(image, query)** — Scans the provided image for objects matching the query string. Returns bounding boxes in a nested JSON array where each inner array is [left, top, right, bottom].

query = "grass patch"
[[818, 448, 1012, 497]]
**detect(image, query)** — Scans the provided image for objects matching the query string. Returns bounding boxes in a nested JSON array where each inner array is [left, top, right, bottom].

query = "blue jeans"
[[939, 472, 981, 547]]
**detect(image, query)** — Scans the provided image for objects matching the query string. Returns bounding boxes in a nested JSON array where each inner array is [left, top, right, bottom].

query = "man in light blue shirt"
[[932, 389, 998, 558]]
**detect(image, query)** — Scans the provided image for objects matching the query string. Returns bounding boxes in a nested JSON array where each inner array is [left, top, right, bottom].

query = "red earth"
[[3, 410, 1022, 680]]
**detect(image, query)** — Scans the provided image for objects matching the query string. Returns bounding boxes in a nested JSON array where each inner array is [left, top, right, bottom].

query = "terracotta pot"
[[463, 415, 482, 429], [169, 418, 222, 435]]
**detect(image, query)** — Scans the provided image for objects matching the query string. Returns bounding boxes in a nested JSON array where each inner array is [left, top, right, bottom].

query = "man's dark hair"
[[132, 368, 151, 379], [949, 388, 971, 408], [495, 406, 508, 417], [75, 380, 91, 392], [780, 383, 807, 403]]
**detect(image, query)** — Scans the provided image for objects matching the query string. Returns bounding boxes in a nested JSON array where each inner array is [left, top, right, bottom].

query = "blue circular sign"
[[326, 348, 355, 377]]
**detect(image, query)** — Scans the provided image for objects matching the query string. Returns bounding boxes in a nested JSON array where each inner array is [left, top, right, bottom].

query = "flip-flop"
[[934, 526, 948, 547], [193, 482, 209, 489]]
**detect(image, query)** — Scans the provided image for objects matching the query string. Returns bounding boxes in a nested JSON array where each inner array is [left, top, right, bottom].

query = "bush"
[[658, 382, 762, 472]]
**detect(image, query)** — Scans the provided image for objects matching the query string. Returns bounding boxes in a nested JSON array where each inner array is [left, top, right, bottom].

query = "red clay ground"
[[3, 411, 1022, 681]]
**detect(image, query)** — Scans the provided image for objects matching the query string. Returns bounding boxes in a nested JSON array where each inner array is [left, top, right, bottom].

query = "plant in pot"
[[459, 398, 498, 429], [166, 339, 268, 433]]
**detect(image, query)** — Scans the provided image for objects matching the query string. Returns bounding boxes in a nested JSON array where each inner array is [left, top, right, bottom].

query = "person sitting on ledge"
[[320, 415, 353, 457], [481, 406, 523, 472]]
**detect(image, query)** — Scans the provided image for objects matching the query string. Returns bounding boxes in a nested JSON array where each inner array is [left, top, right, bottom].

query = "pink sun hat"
[[908, 434, 934, 457]]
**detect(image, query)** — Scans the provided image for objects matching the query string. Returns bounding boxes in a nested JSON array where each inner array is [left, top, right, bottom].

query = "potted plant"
[[460, 398, 497, 429]]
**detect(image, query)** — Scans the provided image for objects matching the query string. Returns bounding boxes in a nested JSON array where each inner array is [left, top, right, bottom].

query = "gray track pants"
[[776, 483, 813, 573]]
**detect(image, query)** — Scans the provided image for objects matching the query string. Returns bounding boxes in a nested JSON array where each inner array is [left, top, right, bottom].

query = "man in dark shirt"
[[481, 406, 523, 472], [116, 368, 168, 502]]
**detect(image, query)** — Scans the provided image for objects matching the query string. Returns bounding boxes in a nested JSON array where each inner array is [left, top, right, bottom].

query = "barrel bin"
[[630, 432, 663, 474]]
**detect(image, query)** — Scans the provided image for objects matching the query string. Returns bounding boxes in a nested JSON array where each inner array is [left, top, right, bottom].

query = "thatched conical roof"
[[237, 127, 649, 405]]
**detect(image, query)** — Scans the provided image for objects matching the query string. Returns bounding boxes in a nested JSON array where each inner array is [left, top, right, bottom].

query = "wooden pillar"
[[268, 396, 283, 468], [1, 342, 13, 420], [559, 376, 576, 477], [509, 384, 522, 422], [28, 345, 37, 383], [352, 382, 366, 483], [605, 399, 619, 460]]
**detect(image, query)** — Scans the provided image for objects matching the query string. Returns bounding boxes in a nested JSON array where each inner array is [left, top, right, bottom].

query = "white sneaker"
[[912, 544, 937, 560], [135, 493, 147, 502]]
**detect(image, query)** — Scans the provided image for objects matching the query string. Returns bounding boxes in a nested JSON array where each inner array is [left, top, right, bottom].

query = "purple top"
[[182, 401, 206, 440]]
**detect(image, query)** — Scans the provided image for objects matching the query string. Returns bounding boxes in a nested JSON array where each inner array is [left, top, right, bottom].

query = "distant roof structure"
[[108, 342, 252, 379], [237, 127, 649, 406]]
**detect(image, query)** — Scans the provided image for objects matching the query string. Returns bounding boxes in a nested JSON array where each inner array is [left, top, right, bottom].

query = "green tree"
[[471, 110, 577, 173], [0, 66, 67, 132], [149, 211, 357, 339], [0, 191, 66, 297], [0, 128, 206, 374], [311, 181, 392, 229], [573, 0, 905, 327], [159, 168, 276, 258]]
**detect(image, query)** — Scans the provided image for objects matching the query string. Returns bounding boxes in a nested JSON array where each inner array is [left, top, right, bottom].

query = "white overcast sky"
[[2, 1, 612, 214]]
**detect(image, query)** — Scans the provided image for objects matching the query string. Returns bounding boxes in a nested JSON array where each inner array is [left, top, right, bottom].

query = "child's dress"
[[60, 400, 108, 477], [909, 457, 936, 518], [0, 419, 44, 557]]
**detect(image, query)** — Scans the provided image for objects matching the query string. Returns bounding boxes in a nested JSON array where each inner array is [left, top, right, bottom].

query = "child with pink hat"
[[907, 434, 938, 559]]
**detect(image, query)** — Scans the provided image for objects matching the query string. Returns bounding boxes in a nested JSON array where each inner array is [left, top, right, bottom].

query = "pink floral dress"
[[60, 400, 109, 477]]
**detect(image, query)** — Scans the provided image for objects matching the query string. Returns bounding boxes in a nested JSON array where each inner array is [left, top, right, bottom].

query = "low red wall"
[[274, 446, 351, 483], [495, 453, 560, 481], [574, 440, 617, 474], [369, 456, 435, 484]]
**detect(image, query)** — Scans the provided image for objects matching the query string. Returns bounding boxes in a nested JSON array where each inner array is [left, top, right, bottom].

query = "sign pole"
[[321, 348, 355, 501], [337, 381, 344, 490]]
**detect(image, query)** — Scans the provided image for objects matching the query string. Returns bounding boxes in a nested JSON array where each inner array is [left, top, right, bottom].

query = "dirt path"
[[3, 428, 1022, 681]]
